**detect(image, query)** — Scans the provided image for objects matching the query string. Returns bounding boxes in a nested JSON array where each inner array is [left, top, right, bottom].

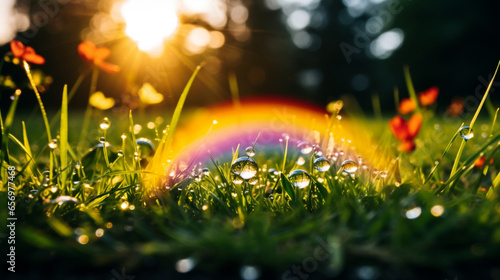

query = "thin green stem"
[[404, 65, 421, 115], [23, 61, 54, 180]]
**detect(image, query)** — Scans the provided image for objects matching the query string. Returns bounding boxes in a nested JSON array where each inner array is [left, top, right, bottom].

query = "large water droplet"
[[341, 159, 358, 173], [231, 157, 258, 180], [136, 138, 155, 158], [100, 117, 110, 130], [459, 126, 474, 141], [314, 157, 331, 172], [288, 169, 311, 188], [245, 146, 255, 157], [48, 139, 58, 149], [297, 141, 313, 154]]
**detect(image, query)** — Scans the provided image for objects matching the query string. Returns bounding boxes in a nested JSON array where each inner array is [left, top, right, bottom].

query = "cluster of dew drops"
[[224, 137, 377, 190]]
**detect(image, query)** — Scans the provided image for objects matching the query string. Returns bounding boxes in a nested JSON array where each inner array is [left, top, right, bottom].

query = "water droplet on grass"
[[202, 168, 210, 176], [341, 159, 358, 173], [240, 265, 261, 280], [288, 169, 311, 188], [248, 177, 258, 185], [231, 157, 258, 180], [99, 137, 106, 143], [48, 139, 58, 149], [136, 138, 154, 158], [314, 157, 330, 172], [100, 117, 110, 130], [459, 126, 474, 141], [297, 141, 313, 154], [296, 156, 306, 165], [232, 175, 244, 185], [379, 170, 388, 178], [117, 150, 124, 157], [245, 146, 255, 157], [48, 196, 78, 204], [405, 207, 422, 219]]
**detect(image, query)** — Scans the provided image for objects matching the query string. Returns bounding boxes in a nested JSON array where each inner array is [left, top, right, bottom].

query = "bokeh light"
[[120, 0, 179, 56], [0, 0, 29, 45]]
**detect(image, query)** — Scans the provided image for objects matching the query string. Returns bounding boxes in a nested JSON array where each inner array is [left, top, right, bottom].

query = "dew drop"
[[314, 157, 331, 172], [48, 139, 58, 149], [75, 162, 81, 169], [136, 138, 155, 158], [100, 117, 110, 130], [379, 170, 388, 178], [99, 137, 106, 143], [341, 159, 358, 173], [459, 126, 474, 141], [10, 95, 15, 100], [314, 149, 323, 158], [245, 146, 256, 157], [176, 258, 196, 273], [297, 141, 313, 154], [194, 175, 201, 182], [117, 150, 124, 157], [202, 168, 210, 176], [288, 169, 311, 188], [240, 265, 261, 280], [49, 196, 78, 204], [231, 157, 258, 180], [296, 156, 306, 165], [232, 175, 244, 185], [248, 177, 258, 185]]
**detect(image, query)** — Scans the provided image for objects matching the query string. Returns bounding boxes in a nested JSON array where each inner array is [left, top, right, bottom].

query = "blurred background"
[[0, 0, 499, 113]]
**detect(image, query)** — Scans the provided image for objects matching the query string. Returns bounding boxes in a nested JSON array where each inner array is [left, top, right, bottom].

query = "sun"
[[120, 0, 179, 56]]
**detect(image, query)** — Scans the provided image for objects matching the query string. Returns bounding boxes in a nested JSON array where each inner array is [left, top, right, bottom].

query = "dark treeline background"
[[1, 0, 499, 114]]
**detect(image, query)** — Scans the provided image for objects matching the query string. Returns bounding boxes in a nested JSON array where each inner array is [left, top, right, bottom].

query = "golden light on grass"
[[120, 0, 179, 57]]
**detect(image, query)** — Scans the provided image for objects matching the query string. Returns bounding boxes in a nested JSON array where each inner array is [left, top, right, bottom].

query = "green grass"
[[1, 65, 500, 280]]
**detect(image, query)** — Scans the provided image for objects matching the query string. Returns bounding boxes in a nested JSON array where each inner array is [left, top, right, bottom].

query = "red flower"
[[389, 114, 422, 152], [78, 41, 120, 73], [398, 98, 416, 115], [10, 40, 45, 65], [397, 86, 439, 114], [418, 86, 439, 106], [474, 155, 494, 169]]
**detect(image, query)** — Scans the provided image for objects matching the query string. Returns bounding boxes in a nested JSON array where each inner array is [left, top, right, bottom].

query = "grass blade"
[[450, 60, 500, 183], [60, 85, 69, 190], [165, 64, 202, 150], [403, 65, 421, 114]]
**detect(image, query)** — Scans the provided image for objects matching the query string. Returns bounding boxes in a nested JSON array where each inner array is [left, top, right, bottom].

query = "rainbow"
[[145, 98, 390, 188]]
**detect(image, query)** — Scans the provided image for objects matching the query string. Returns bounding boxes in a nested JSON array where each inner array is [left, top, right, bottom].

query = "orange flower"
[[418, 86, 439, 106], [448, 97, 464, 117], [78, 41, 120, 73], [389, 114, 422, 152], [474, 155, 494, 169], [10, 40, 45, 65], [398, 98, 416, 115]]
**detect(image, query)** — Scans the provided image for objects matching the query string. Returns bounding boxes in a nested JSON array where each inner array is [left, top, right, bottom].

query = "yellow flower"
[[0, 76, 16, 88], [89, 91, 115, 110], [138, 83, 163, 104]]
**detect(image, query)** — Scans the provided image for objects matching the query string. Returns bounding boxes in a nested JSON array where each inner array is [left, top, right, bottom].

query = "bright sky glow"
[[120, 0, 179, 56]]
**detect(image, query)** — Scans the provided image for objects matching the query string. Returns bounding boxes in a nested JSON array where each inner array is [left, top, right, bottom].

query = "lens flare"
[[120, 0, 179, 56]]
